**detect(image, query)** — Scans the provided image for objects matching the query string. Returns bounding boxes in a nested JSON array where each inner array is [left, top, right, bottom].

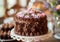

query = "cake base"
[[10, 28, 53, 42]]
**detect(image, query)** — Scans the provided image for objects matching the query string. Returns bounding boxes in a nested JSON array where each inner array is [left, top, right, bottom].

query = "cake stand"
[[10, 22, 53, 42], [10, 28, 53, 42]]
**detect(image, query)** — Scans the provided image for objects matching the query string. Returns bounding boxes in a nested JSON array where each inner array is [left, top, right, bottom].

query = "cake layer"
[[14, 12, 48, 36]]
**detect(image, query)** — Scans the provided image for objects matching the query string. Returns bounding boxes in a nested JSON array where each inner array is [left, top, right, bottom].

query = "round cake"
[[14, 9, 48, 36]]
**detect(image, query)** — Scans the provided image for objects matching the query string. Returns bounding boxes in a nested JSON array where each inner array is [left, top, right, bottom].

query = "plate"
[[0, 39, 15, 41]]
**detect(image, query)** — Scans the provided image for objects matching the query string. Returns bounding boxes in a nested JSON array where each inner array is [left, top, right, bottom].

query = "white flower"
[[34, 15, 39, 18], [31, 13, 35, 16], [24, 15, 29, 18]]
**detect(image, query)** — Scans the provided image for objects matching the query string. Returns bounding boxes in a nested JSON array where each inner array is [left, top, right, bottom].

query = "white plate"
[[54, 34, 60, 39], [0, 39, 15, 41]]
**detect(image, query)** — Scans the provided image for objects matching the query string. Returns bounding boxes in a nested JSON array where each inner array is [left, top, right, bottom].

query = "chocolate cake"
[[14, 9, 48, 36], [0, 23, 14, 39]]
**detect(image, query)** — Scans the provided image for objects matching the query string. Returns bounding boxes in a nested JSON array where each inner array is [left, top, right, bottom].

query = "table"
[[42, 37, 60, 42]]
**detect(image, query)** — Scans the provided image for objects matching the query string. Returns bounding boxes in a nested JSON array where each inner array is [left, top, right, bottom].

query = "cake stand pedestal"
[[10, 28, 53, 42]]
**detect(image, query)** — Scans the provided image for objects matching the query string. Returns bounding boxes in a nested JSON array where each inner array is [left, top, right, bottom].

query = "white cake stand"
[[10, 28, 53, 42]]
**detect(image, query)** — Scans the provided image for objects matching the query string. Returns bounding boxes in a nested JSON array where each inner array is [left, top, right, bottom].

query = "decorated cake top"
[[16, 8, 46, 19]]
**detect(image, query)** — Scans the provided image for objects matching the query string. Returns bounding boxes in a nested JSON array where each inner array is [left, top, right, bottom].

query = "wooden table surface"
[[42, 37, 60, 42]]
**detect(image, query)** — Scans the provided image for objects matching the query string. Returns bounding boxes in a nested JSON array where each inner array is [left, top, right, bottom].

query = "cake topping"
[[34, 14, 39, 18], [24, 15, 30, 18], [29, 10, 35, 13], [17, 12, 24, 17], [37, 12, 45, 17], [17, 8, 46, 19], [31, 13, 35, 17], [42, 13, 46, 16]]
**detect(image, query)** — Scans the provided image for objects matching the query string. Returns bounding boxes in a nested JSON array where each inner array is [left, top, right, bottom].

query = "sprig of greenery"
[[52, 0, 57, 6]]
